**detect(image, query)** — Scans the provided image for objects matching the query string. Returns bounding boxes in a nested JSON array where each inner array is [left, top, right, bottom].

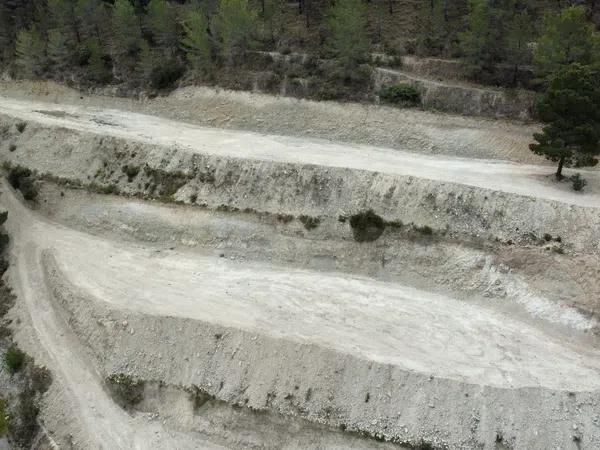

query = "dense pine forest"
[[0, 0, 598, 90], [0, 0, 599, 178]]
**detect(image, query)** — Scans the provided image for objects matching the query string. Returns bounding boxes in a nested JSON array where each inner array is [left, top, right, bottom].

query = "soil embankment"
[[1, 82, 599, 449]]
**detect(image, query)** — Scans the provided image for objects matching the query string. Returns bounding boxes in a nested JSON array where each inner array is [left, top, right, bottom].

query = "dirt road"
[[3, 88, 600, 449], [4, 184, 600, 393], [1, 96, 599, 207], [4, 184, 233, 450]]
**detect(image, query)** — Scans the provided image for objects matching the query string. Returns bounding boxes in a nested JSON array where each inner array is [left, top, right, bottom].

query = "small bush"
[[150, 63, 185, 90], [29, 365, 52, 394], [349, 209, 385, 242], [15, 122, 27, 133], [277, 214, 294, 224], [11, 388, 38, 447], [413, 224, 433, 236], [105, 373, 145, 409], [6, 165, 38, 201], [298, 215, 320, 230], [121, 165, 140, 182], [4, 345, 25, 374], [7, 165, 31, 189], [0, 397, 7, 436], [571, 173, 586, 191], [379, 83, 421, 106], [19, 178, 38, 201], [9, 144, 16, 152]]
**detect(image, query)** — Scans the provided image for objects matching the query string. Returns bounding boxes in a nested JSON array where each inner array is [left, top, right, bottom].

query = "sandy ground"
[[1, 95, 599, 207], [1, 81, 541, 163], [6, 184, 600, 392], [2, 83, 600, 449], [4, 187, 228, 449], [4, 181, 600, 449]]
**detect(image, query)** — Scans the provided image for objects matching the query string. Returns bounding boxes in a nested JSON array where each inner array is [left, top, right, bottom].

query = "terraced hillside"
[[1, 82, 600, 449]]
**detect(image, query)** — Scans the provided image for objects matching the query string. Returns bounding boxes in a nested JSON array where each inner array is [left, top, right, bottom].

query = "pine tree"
[[136, 40, 157, 84], [180, 8, 212, 72], [47, 0, 80, 44], [86, 37, 111, 83], [417, 0, 447, 57], [0, 3, 14, 64], [47, 28, 71, 72], [326, 0, 369, 68], [145, 0, 179, 56], [458, 0, 506, 80], [505, 4, 535, 86], [534, 6, 600, 78], [76, 0, 111, 42], [530, 63, 600, 179], [261, 0, 283, 45], [15, 26, 46, 78], [215, 0, 257, 64], [111, 0, 143, 78]]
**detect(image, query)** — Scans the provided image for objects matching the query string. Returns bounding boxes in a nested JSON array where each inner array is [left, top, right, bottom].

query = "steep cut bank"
[[0, 81, 541, 163], [3, 179, 600, 450], [2, 82, 600, 449], [0, 100, 599, 254]]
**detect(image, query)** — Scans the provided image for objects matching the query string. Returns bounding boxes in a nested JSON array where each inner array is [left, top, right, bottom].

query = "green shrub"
[[4, 345, 25, 374], [105, 373, 145, 409], [15, 122, 26, 133], [379, 83, 421, 106], [349, 209, 385, 242], [7, 165, 31, 189], [19, 178, 38, 201], [150, 63, 185, 90], [9, 144, 16, 152], [29, 365, 52, 394], [413, 224, 433, 235], [277, 214, 294, 224], [0, 397, 7, 436], [11, 388, 38, 447], [298, 215, 320, 230], [571, 173, 586, 191], [6, 165, 38, 201], [121, 165, 140, 182]]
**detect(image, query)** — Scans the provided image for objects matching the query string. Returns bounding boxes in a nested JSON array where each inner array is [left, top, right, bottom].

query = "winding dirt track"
[[4, 186, 228, 449], [1, 96, 599, 207], [3, 93, 600, 449], [5, 184, 600, 394]]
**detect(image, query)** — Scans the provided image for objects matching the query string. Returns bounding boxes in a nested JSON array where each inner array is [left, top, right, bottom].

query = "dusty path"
[[3, 185, 230, 450], [4, 184, 600, 393], [1, 96, 599, 207]]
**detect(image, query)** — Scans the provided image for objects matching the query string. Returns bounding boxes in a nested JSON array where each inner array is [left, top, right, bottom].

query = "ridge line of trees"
[[2, 1, 600, 180]]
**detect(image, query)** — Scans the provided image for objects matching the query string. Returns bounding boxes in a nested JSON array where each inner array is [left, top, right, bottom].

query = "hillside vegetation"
[[1, 0, 600, 180], [0, 0, 598, 89]]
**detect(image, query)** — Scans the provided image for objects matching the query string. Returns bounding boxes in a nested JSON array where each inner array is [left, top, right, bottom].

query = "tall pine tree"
[[215, 0, 256, 65], [145, 0, 179, 56], [459, 0, 505, 80], [530, 64, 600, 178], [15, 26, 46, 78], [326, 0, 369, 68], [534, 6, 600, 78], [111, 0, 143, 79], [180, 7, 212, 72]]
